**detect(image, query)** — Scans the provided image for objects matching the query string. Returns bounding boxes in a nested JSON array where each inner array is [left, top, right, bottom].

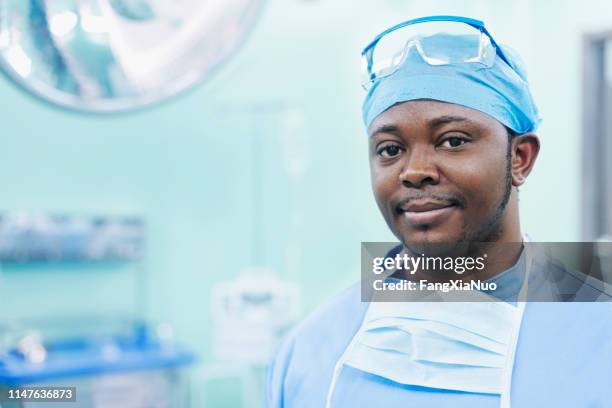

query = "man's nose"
[[399, 148, 440, 188]]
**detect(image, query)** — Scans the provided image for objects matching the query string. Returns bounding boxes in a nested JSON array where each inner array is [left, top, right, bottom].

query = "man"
[[266, 16, 611, 408]]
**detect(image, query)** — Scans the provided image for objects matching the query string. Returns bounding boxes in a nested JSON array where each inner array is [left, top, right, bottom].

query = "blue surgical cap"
[[362, 35, 541, 133]]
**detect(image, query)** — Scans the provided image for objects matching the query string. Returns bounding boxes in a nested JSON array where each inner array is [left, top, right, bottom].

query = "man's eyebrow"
[[370, 116, 475, 137], [428, 115, 470, 129], [369, 124, 399, 138]]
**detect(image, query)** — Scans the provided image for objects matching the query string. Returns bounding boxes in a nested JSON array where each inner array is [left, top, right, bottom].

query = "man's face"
[[368, 100, 512, 255]]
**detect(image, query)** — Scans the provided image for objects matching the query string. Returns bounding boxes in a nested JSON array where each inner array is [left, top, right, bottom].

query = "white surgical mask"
[[325, 237, 533, 408]]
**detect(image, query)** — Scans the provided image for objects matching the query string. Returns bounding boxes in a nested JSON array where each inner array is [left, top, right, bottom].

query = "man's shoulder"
[[265, 282, 368, 407], [537, 252, 612, 301], [282, 281, 367, 355]]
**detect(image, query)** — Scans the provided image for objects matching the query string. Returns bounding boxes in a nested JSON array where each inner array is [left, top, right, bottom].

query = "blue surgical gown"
[[265, 248, 612, 407]]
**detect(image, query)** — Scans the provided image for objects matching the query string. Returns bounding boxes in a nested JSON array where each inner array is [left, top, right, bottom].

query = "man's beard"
[[465, 141, 514, 243]]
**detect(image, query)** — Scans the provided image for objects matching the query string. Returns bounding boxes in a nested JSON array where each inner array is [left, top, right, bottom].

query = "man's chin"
[[399, 230, 467, 257]]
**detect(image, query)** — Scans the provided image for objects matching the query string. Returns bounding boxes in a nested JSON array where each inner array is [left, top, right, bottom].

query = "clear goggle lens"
[[361, 21, 497, 90]]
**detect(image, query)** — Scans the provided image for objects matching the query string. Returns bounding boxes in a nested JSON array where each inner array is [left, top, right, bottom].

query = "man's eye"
[[377, 145, 403, 158], [440, 137, 468, 148]]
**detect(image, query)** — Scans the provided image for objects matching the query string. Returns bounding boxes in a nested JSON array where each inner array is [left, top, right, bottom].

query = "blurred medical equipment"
[[198, 268, 300, 407], [0, 212, 149, 324], [0, 0, 263, 112], [0, 212, 144, 262], [0, 211, 197, 407], [211, 268, 301, 364], [0, 320, 195, 408]]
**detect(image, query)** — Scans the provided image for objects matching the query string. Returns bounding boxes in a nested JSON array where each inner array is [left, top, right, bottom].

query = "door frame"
[[582, 30, 612, 240]]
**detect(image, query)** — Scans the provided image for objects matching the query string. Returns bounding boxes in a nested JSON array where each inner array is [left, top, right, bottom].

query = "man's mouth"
[[396, 200, 459, 226]]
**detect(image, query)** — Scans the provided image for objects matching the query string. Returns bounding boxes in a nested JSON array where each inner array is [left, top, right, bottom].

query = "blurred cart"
[[0, 322, 195, 408]]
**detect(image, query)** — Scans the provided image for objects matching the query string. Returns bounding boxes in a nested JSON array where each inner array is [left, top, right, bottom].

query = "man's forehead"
[[367, 99, 503, 137]]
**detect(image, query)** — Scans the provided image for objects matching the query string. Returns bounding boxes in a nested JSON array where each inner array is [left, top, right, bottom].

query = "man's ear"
[[511, 133, 540, 187]]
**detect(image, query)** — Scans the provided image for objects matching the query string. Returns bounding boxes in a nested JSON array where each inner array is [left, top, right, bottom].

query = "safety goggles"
[[361, 16, 514, 90]]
